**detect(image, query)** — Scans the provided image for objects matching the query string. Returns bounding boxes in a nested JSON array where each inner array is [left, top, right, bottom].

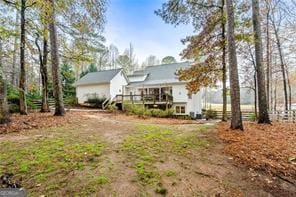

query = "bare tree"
[[226, 0, 243, 130]]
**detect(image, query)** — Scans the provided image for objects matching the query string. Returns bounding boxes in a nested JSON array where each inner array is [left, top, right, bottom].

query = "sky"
[[104, 0, 195, 64]]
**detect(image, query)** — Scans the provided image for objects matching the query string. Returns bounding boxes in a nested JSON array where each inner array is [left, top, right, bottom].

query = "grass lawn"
[[0, 112, 295, 196]]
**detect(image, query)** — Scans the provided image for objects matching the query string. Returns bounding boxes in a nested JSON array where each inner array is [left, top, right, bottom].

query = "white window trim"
[[175, 105, 186, 115]]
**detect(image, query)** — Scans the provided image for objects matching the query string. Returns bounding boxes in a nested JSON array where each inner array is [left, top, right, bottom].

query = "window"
[[187, 93, 192, 99], [175, 105, 186, 114]]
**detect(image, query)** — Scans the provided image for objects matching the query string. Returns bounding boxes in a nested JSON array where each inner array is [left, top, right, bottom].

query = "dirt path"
[[81, 113, 287, 196], [1, 112, 295, 196]]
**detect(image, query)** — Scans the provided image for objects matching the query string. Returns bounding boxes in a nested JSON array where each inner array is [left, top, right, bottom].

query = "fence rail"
[[212, 111, 255, 121], [269, 110, 296, 122], [211, 110, 296, 122]]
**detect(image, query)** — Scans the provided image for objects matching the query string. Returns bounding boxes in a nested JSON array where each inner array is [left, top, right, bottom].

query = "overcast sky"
[[104, 0, 194, 64]]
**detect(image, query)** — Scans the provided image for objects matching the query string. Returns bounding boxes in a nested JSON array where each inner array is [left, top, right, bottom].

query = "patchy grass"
[[0, 125, 108, 195], [121, 124, 208, 187]]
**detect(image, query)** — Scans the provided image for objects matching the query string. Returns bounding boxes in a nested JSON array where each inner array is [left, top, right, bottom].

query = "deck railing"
[[114, 94, 173, 104]]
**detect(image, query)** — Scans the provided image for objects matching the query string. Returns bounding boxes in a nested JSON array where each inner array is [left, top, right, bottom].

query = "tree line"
[[156, 0, 296, 130], [1, 0, 295, 130], [0, 0, 178, 123]]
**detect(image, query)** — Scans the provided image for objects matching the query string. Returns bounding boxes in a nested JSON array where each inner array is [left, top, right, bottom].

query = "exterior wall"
[[172, 84, 188, 103], [172, 84, 202, 116], [187, 91, 202, 114], [76, 84, 110, 104], [128, 75, 147, 82], [110, 70, 128, 99], [125, 83, 203, 116]]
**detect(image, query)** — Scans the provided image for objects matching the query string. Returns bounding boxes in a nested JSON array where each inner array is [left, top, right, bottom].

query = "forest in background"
[[0, 0, 296, 129]]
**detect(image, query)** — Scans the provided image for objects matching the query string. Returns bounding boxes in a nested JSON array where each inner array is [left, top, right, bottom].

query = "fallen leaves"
[[218, 122, 296, 179], [0, 112, 87, 134]]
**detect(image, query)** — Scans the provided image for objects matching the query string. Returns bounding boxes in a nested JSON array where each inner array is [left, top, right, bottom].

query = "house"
[[76, 62, 203, 117], [75, 69, 128, 104]]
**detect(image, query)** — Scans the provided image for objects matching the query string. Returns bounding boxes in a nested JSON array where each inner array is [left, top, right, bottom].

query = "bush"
[[205, 109, 217, 120], [64, 96, 77, 106], [7, 85, 39, 112], [123, 103, 173, 118], [84, 94, 106, 108], [9, 104, 19, 113], [107, 103, 118, 112], [150, 108, 174, 118]]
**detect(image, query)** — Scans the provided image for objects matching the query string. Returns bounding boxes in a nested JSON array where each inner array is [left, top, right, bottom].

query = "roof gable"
[[127, 62, 192, 86], [75, 69, 122, 86]]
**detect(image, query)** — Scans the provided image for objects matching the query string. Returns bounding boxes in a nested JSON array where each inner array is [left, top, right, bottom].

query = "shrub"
[[107, 103, 118, 112], [64, 96, 77, 106], [150, 108, 174, 118], [7, 85, 39, 112], [123, 103, 173, 118], [9, 104, 19, 113], [205, 109, 217, 120], [84, 94, 106, 108]]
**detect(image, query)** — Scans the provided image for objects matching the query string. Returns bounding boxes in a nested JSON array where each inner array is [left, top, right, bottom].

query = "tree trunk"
[[274, 78, 277, 111], [272, 20, 288, 111], [0, 37, 10, 124], [285, 65, 292, 110], [221, 0, 227, 121], [254, 74, 258, 119], [252, 0, 270, 124], [12, 11, 19, 86], [35, 32, 50, 112], [265, 1, 271, 110], [19, 0, 28, 115], [226, 0, 243, 130], [48, 0, 65, 116]]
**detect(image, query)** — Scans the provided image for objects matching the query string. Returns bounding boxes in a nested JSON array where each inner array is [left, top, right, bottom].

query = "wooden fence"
[[269, 110, 296, 123], [212, 110, 296, 122], [212, 111, 255, 121]]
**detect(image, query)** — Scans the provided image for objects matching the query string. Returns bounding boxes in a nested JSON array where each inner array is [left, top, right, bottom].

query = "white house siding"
[[172, 84, 202, 116], [187, 91, 202, 115], [124, 83, 203, 116], [128, 75, 147, 82], [76, 84, 110, 104], [172, 84, 188, 103], [110, 71, 128, 99]]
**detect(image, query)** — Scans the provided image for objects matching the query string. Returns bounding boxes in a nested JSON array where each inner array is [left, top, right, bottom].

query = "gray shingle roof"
[[75, 69, 122, 86], [128, 62, 192, 86]]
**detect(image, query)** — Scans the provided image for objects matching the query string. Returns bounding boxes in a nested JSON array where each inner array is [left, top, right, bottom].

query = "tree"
[[226, 0, 243, 130], [48, 0, 65, 116], [35, 31, 50, 112], [161, 56, 177, 64], [251, 0, 270, 123], [2, 0, 38, 115], [80, 63, 98, 78], [61, 63, 75, 97], [117, 54, 130, 72], [156, 0, 228, 121], [0, 36, 10, 124], [108, 44, 119, 69], [269, 0, 288, 111], [144, 55, 159, 67]]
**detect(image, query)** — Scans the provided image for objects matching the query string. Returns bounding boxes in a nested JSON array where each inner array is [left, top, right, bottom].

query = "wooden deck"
[[114, 94, 173, 105]]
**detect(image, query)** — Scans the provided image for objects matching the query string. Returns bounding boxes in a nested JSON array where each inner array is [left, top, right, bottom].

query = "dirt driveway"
[[0, 112, 295, 196]]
